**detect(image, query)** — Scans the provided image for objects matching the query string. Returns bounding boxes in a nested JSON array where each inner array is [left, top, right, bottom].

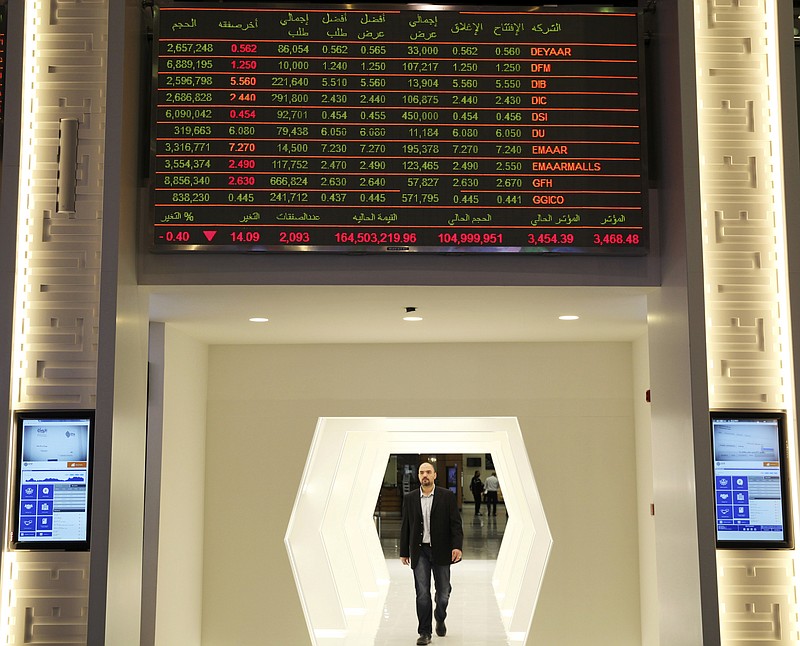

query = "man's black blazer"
[[400, 486, 464, 567]]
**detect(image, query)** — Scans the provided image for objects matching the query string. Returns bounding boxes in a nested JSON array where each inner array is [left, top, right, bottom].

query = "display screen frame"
[[710, 410, 793, 550], [148, 0, 649, 255], [11, 411, 95, 551]]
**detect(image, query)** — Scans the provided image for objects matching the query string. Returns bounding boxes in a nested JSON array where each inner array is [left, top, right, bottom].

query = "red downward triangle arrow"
[[203, 230, 217, 242]]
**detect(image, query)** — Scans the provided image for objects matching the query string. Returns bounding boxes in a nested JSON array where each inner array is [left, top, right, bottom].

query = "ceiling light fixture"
[[249, 317, 269, 323], [403, 306, 423, 322], [558, 315, 580, 321]]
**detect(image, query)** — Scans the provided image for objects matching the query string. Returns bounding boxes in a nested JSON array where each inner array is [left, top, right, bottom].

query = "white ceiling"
[[147, 284, 652, 345]]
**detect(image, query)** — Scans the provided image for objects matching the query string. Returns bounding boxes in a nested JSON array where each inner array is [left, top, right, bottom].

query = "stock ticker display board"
[[151, 3, 648, 254]]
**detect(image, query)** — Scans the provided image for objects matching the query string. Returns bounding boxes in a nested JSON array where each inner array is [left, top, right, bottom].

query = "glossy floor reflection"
[[375, 508, 512, 645]]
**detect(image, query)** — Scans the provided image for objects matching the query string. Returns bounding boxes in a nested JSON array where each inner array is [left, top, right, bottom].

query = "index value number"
[[529, 233, 575, 245], [593, 233, 640, 246]]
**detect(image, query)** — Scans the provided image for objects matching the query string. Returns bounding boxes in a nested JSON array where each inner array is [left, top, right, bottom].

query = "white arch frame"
[[284, 417, 552, 645]]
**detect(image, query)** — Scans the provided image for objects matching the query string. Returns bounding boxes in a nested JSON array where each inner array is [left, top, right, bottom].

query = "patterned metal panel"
[[13, 0, 107, 409], [5, 0, 108, 643], [696, 1, 786, 409], [695, 0, 798, 642], [717, 552, 797, 643], [4, 553, 89, 645]]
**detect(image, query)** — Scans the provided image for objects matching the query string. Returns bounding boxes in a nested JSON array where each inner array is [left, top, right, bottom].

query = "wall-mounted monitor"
[[711, 411, 792, 549], [12, 411, 94, 550], [446, 465, 457, 494], [150, 1, 648, 254]]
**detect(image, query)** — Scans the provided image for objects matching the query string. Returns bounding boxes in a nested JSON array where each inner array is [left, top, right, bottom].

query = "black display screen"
[[711, 411, 793, 549], [12, 412, 94, 551], [151, 3, 648, 253]]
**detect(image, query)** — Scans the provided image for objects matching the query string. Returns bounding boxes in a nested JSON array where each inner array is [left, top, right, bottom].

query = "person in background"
[[469, 470, 483, 516], [400, 462, 464, 645], [484, 471, 500, 516]]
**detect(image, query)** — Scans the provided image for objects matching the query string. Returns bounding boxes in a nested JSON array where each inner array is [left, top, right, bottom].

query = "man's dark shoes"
[[416, 634, 432, 645], [436, 620, 447, 636]]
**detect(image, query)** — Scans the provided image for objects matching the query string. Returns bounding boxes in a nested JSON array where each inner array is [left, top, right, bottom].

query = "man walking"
[[400, 462, 464, 645], [469, 470, 483, 516], [484, 471, 500, 516]]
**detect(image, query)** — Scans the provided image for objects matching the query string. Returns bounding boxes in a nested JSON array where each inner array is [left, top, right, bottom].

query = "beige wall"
[[198, 341, 643, 645], [155, 327, 209, 645]]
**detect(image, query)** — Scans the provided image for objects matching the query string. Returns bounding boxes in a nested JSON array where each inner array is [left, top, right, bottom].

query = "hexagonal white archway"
[[284, 417, 552, 645]]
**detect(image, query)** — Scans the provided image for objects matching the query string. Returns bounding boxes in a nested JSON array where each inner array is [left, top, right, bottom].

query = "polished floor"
[[374, 507, 514, 645]]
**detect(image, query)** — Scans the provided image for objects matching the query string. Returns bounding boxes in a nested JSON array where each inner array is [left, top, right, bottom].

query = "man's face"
[[418, 463, 436, 487]]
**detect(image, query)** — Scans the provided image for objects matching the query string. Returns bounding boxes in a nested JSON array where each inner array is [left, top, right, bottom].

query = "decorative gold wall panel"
[[695, 0, 798, 642]]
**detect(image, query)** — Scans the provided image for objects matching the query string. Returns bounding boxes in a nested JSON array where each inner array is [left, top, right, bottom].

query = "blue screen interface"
[[17, 417, 90, 543], [712, 416, 786, 543]]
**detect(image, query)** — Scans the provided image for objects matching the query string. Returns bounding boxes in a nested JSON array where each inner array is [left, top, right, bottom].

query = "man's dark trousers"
[[412, 544, 451, 635]]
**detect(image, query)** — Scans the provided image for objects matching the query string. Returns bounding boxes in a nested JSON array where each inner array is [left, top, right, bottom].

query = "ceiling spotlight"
[[558, 315, 580, 321], [403, 306, 423, 322], [249, 317, 269, 323]]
